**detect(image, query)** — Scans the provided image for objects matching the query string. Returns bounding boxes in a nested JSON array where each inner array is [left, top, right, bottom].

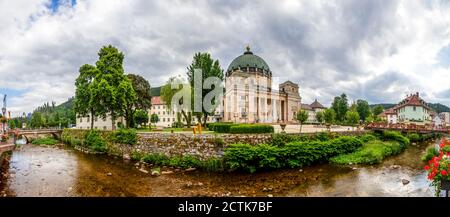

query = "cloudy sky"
[[1, 0, 450, 117]]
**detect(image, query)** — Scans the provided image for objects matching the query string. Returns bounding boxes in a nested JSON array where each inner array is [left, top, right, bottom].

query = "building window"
[[87, 117, 90, 122], [103, 126, 107, 130], [163, 111, 165, 115], [103, 117, 106, 121], [163, 118, 165, 122], [79, 118, 82, 123], [95, 116, 98, 122], [413, 106, 416, 111]]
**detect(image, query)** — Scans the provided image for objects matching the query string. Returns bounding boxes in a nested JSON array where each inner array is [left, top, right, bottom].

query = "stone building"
[[380, 92, 433, 125], [301, 99, 326, 123], [222, 46, 301, 123]]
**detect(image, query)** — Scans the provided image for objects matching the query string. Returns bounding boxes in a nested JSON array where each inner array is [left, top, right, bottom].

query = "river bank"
[[0, 137, 439, 197]]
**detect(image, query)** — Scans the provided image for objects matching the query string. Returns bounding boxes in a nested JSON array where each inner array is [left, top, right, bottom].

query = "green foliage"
[[143, 153, 170, 165], [133, 109, 149, 127], [224, 136, 363, 172], [85, 130, 107, 153], [150, 113, 159, 126], [296, 110, 309, 124], [330, 140, 405, 165], [421, 147, 439, 162], [315, 111, 324, 124], [199, 158, 224, 172], [30, 112, 44, 128], [229, 124, 274, 134], [356, 99, 371, 121], [113, 128, 137, 145], [314, 132, 331, 141], [331, 93, 349, 122], [372, 105, 384, 116], [323, 108, 336, 126], [359, 134, 377, 143], [208, 123, 236, 133], [160, 77, 193, 127], [271, 133, 309, 147], [406, 133, 421, 142], [381, 131, 410, 148], [131, 151, 145, 161], [345, 110, 360, 126], [31, 137, 59, 145]]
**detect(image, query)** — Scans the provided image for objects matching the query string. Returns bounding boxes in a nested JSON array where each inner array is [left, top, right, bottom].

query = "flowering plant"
[[1, 134, 8, 142], [424, 138, 450, 196]]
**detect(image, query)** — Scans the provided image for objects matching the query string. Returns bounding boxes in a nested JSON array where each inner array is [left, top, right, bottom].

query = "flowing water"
[[0, 139, 440, 197]]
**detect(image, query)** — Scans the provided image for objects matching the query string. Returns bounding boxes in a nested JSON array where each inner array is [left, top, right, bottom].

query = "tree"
[[323, 108, 336, 132], [296, 110, 309, 133], [161, 77, 193, 127], [126, 74, 152, 128], [186, 52, 224, 127], [94, 45, 136, 130], [134, 109, 149, 128], [372, 105, 384, 116], [331, 93, 348, 123], [150, 114, 159, 127], [315, 111, 324, 125], [345, 110, 360, 130], [74, 64, 99, 130], [30, 112, 44, 129], [356, 99, 371, 122]]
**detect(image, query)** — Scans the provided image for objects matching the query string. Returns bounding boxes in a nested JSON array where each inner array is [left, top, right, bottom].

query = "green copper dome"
[[226, 46, 271, 77]]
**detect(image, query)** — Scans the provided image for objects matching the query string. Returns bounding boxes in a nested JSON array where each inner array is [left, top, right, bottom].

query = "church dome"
[[226, 46, 272, 77]]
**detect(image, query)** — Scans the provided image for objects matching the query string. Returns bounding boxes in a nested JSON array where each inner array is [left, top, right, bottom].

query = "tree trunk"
[[111, 110, 116, 131], [181, 110, 191, 128], [90, 109, 95, 130], [202, 113, 208, 127]]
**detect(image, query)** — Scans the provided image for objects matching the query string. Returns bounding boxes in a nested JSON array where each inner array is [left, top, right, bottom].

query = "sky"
[[1, 0, 450, 117]]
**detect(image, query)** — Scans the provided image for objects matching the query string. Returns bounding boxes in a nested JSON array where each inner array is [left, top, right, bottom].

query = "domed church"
[[222, 46, 301, 123]]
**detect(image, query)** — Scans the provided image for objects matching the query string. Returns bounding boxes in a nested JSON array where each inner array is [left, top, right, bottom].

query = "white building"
[[301, 99, 326, 123]]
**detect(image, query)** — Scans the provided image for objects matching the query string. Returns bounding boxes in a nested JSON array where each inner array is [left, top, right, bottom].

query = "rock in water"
[[140, 168, 149, 174], [161, 171, 174, 175], [185, 167, 197, 172], [402, 179, 410, 185], [107, 172, 112, 176], [150, 170, 159, 176]]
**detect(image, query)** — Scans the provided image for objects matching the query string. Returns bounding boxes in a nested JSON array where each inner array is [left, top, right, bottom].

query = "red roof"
[[395, 92, 431, 110], [151, 96, 165, 105]]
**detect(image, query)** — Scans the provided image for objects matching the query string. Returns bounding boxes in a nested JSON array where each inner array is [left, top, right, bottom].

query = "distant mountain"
[[370, 102, 450, 113], [150, 86, 161, 96]]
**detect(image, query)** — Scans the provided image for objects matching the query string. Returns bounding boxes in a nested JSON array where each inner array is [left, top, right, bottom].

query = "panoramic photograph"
[[1, 0, 450, 214]]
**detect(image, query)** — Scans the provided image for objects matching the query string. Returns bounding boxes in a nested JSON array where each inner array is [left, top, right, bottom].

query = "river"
[[0, 139, 439, 197]]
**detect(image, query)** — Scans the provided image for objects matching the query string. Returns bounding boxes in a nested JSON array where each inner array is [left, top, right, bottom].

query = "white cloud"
[[1, 0, 450, 117]]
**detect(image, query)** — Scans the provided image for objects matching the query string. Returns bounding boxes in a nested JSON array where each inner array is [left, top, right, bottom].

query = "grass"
[[330, 140, 405, 165], [32, 137, 59, 145]]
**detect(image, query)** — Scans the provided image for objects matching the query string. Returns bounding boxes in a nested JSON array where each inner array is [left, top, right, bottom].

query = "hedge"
[[208, 123, 236, 133], [229, 124, 274, 134]]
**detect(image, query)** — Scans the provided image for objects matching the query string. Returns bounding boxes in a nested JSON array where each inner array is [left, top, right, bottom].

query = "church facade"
[[222, 46, 301, 124]]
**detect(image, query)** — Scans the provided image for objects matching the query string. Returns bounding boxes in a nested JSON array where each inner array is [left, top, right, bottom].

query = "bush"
[[143, 153, 170, 165], [200, 158, 224, 172], [113, 128, 137, 145], [406, 133, 421, 142], [381, 131, 410, 148], [229, 124, 274, 134], [271, 133, 309, 147], [330, 140, 404, 165], [314, 132, 331, 141], [224, 136, 363, 172], [421, 146, 439, 162], [359, 134, 377, 143], [85, 130, 107, 153], [209, 123, 236, 133], [31, 137, 59, 145]]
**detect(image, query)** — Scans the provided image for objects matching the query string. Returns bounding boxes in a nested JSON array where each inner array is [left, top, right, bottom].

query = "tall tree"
[[372, 105, 384, 116], [150, 113, 159, 127], [126, 74, 152, 128], [74, 64, 99, 130], [356, 99, 371, 122], [296, 109, 309, 133], [345, 110, 360, 130], [186, 52, 224, 127], [331, 93, 348, 123], [134, 109, 149, 127], [323, 108, 336, 132], [95, 45, 136, 130], [161, 77, 193, 127], [30, 112, 44, 128], [315, 111, 324, 125]]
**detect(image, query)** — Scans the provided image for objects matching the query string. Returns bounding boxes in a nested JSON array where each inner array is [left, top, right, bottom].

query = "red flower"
[[434, 162, 439, 168], [424, 165, 430, 170], [441, 170, 448, 176]]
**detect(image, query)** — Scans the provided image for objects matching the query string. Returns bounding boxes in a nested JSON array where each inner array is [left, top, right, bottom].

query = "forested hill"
[[31, 97, 76, 127], [370, 103, 450, 113]]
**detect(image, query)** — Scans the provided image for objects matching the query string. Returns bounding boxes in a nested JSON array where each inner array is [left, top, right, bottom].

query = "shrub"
[[113, 128, 137, 145], [142, 153, 170, 165], [85, 130, 107, 153], [381, 131, 410, 148], [406, 133, 421, 142], [421, 146, 439, 162], [359, 134, 377, 143], [314, 132, 331, 141], [31, 137, 59, 145], [271, 133, 309, 147], [330, 140, 404, 165], [224, 136, 363, 172], [229, 124, 274, 134], [200, 158, 224, 172], [209, 123, 236, 133], [131, 151, 145, 161]]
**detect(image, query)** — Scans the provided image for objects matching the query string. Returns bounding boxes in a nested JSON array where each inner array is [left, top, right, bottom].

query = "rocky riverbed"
[[0, 139, 440, 197]]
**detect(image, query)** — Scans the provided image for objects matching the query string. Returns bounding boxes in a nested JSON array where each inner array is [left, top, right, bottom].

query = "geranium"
[[424, 138, 450, 196]]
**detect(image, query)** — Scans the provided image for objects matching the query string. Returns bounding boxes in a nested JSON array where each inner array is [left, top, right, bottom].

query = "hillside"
[[32, 97, 76, 127]]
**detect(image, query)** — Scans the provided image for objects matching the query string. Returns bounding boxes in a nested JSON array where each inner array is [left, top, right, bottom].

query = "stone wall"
[[109, 131, 368, 160], [111, 133, 272, 160]]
